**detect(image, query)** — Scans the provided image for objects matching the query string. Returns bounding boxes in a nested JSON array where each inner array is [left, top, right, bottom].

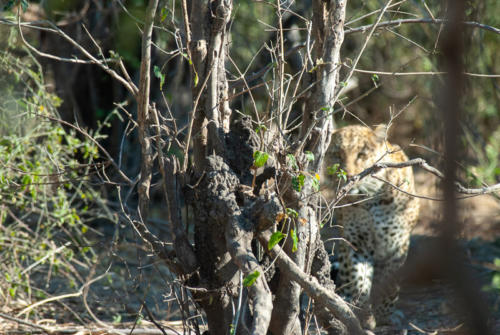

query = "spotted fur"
[[322, 125, 419, 329]]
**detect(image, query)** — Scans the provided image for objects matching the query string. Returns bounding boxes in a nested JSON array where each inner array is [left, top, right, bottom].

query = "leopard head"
[[323, 125, 390, 198]]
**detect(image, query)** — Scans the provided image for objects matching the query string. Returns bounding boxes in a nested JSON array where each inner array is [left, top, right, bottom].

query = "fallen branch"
[[16, 272, 108, 317]]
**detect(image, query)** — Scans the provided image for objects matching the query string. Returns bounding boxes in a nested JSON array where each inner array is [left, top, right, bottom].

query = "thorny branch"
[[11, 17, 139, 97]]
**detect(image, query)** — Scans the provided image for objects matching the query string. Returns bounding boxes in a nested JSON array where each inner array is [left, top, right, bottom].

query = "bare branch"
[[336, 158, 500, 203], [151, 109, 198, 273], [9, 17, 139, 97], [299, 0, 347, 169], [182, 67, 214, 173], [332, 0, 393, 106], [205, 0, 232, 155], [137, 0, 160, 223], [345, 18, 500, 36], [0, 310, 190, 335], [344, 66, 500, 78], [118, 188, 184, 276]]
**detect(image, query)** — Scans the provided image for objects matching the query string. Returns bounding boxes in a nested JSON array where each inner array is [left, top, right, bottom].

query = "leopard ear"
[[373, 124, 389, 143]]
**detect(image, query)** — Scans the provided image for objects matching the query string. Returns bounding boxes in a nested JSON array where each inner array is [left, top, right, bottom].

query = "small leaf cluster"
[[327, 163, 348, 182], [288, 152, 321, 192], [253, 150, 269, 168]]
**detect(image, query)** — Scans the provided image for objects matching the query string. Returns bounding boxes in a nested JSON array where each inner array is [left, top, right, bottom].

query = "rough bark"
[[188, 153, 281, 334]]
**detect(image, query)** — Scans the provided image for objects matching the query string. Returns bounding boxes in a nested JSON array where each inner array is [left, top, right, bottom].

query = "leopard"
[[321, 124, 419, 329]]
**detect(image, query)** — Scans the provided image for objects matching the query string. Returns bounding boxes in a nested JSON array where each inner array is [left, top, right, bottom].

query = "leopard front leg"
[[337, 244, 376, 329], [371, 233, 411, 326], [336, 206, 378, 329]]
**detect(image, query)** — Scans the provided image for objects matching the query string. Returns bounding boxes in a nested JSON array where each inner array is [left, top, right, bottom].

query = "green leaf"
[[268, 231, 285, 250], [305, 151, 314, 162], [327, 164, 340, 175], [243, 270, 260, 287], [9, 287, 16, 298], [21, 175, 31, 185], [153, 65, 160, 76], [194, 72, 199, 87], [338, 169, 347, 182], [113, 314, 122, 324], [253, 151, 269, 168], [21, 0, 29, 12], [371, 74, 379, 82], [286, 208, 298, 218], [492, 273, 500, 289], [153, 65, 165, 90], [3, 0, 15, 11], [160, 7, 168, 22], [311, 175, 320, 192], [291, 229, 298, 252], [255, 125, 268, 133], [291, 173, 305, 192], [287, 154, 298, 170]]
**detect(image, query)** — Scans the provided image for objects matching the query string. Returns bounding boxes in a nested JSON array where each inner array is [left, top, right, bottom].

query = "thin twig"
[[21, 242, 70, 275], [333, 0, 393, 105], [34, 113, 132, 184], [12, 17, 138, 96]]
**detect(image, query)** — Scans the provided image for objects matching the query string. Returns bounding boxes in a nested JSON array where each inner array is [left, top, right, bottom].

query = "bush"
[[0, 45, 114, 309]]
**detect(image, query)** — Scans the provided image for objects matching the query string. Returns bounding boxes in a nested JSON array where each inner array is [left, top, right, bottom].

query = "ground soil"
[[375, 171, 500, 335]]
